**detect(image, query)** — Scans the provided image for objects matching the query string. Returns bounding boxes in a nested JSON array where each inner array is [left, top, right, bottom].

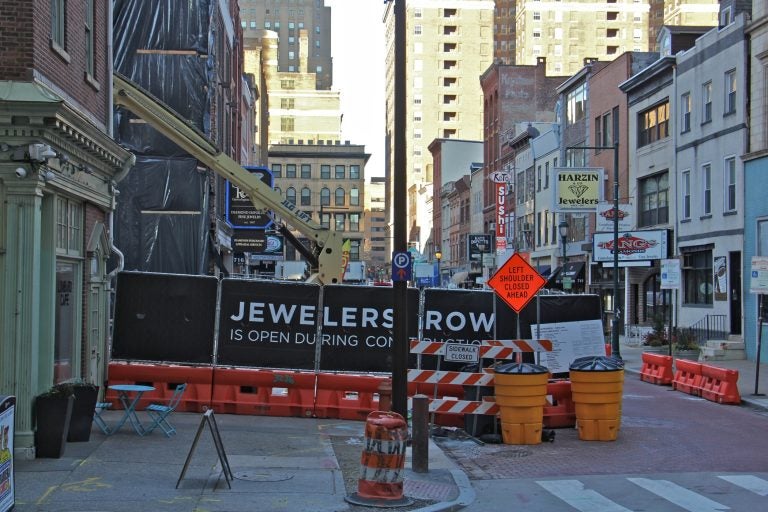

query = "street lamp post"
[[558, 219, 569, 290], [477, 243, 487, 288], [434, 248, 442, 287], [566, 142, 621, 360]]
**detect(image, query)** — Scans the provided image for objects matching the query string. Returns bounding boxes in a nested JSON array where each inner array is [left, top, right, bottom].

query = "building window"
[[320, 187, 330, 206], [334, 213, 345, 231], [350, 187, 359, 206], [271, 163, 282, 178], [725, 157, 736, 212], [533, 11, 541, 21], [414, 25, 422, 35], [286, 164, 296, 178], [683, 249, 713, 305], [702, 163, 711, 215], [638, 101, 669, 147], [681, 92, 691, 133], [639, 172, 668, 226], [349, 213, 360, 232], [301, 187, 311, 206], [682, 170, 691, 220], [725, 69, 736, 115], [335, 187, 345, 206], [51, 0, 66, 50], [301, 164, 311, 179], [566, 83, 586, 125], [286, 187, 296, 206], [281, 117, 294, 131], [321, 165, 331, 179], [702, 81, 712, 123], [350, 165, 360, 179], [335, 165, 345, 179], [56, 196, 83, 256], [596, 111, 613, 148], [281, 98, 295, 109], [85, 0, 94, 77], [544, 161, 550, 189], [316, 65, 322, 73], [320, 213, 330, 229]]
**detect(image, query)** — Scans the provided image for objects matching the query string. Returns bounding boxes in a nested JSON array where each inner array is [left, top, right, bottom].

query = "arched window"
[[335, 187, 345, 206], [301, 187, 311, 206], [320, 187, 330, 206], [286, 187, 296, 206]]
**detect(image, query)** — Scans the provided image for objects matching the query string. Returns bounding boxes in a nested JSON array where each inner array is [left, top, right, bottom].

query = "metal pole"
[[611, 141, 622, 359], [411, 394, 429, 473], [392, 0, 408, 417], [754, 294, 765, 396]]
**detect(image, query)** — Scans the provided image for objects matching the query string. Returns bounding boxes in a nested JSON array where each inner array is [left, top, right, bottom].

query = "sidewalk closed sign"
[[487, 252, 546, 313], [444, 343, 479, 363]]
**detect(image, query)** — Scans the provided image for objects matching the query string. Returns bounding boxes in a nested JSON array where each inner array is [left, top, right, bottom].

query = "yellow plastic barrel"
[[493, 363, 550, 445], [569, 356, 624, 441]]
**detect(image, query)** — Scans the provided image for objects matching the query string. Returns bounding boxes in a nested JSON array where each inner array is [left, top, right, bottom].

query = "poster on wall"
[[714, 256, 728, 301], [0, 396, 15, 512], [535, 320, 606, 374]]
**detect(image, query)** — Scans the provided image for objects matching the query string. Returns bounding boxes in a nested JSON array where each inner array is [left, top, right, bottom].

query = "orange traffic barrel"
[[345, 411, 413, 508], [569, 356, 625, 441], [494, 362, 550, 445]]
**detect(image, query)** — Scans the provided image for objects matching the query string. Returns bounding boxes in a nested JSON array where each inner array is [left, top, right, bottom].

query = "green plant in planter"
[[641, 314, 669, 348], [672, 328, 699, 353], [35, 383, 76, 458]]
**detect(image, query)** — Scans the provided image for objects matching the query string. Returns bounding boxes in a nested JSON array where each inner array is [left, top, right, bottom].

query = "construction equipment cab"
[[112, 73, 343, 284]]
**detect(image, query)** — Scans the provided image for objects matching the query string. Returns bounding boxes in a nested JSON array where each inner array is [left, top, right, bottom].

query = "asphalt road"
[[434, 376, 768, 511]]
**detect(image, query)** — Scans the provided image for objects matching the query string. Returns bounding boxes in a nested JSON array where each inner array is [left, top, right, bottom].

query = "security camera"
[[42, 170, 56, 182], [28, 143, 56, 162], [15, 167, 27, 178]]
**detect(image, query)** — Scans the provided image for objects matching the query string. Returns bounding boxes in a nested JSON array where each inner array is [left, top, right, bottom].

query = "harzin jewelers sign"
[[553, 168, 603, 212]]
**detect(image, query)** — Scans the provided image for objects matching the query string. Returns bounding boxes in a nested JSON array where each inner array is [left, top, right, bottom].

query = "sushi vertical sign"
[[490, 170, 512, 252]]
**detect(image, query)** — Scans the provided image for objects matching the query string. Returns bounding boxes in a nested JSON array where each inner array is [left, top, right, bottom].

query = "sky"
[[326, 0, 387, 180]]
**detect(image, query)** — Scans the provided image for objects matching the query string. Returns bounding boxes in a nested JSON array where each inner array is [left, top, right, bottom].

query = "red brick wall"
[[0, 0, 108, 124]]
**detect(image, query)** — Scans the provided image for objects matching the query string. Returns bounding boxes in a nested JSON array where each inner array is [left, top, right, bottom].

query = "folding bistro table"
[[106, 384, 155, 435]]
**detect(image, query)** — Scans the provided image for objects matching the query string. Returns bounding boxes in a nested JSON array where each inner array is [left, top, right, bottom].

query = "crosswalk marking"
[[535, 480, 632, 512], [718, 475, 768, 496], [627, 478, 730, 512]]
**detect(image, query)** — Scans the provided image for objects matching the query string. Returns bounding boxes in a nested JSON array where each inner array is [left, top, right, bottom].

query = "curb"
[[411, 469, 476, 512]]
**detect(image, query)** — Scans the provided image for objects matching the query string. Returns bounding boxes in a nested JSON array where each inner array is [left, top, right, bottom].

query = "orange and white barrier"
[[639, 352, 674, 385], [700, 364, 741, 405], [672, 359, 703, 396], [345, 411, 412, 508]]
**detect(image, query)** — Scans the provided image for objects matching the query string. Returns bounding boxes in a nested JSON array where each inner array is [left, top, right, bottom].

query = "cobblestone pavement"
[[434, 376, 768, 480]]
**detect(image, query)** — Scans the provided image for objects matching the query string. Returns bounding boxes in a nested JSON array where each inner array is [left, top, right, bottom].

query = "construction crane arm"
[[112, 73, 343, 284]]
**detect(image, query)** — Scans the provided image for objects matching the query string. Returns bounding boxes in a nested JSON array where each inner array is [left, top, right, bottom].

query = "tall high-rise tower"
[[384, 0, 494, 254], [239, 0, 333, 89]]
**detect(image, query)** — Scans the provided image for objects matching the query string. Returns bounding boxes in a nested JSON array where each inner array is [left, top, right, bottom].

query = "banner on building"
[[596, 201, 634, 232], [553, 168, 603, 212]]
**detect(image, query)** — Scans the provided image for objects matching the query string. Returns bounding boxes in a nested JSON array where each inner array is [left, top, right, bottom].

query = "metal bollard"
[[377, 378, 392, 411], [411, 394, 429, 473]]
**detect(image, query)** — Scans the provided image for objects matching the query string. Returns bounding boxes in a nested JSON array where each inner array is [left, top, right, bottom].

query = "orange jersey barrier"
[[672, 359, 703, 396], [315, 373, 389, 421], [639, 352, 674, 385], [209, 367, 315, 417], [700, 364, 741, 405], [544, 380, 576, 428]]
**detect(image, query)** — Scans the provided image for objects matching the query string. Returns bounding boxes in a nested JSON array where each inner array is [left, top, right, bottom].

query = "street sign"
[[661, 258, 681, 289], [391, 251, 412, 282], [487, 252, 546, 313], [444, 343, 480, 364], [750, 256, 768, 294]]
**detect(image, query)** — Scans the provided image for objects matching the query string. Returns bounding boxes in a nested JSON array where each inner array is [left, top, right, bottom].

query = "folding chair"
[[93, 401, 112, 435], [142, 383, 187, 437]]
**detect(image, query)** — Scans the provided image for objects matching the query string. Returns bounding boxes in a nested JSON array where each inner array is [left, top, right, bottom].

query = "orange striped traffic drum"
[[345, 411, 413, 508]]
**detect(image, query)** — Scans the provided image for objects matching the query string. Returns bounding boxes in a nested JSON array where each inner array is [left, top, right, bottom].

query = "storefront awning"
[[536, 265, 551, 277]]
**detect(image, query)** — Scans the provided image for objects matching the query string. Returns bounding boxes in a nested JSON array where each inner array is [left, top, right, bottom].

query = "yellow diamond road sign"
[[487, 252, 546, 313]]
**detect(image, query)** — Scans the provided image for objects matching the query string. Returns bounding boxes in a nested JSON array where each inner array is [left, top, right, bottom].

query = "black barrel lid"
[[569, 356, 624, 371], [495, 362, 549, 375]]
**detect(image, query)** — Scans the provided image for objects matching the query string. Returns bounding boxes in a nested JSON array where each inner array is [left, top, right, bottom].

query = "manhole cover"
[[490, 448, 532, 458], [234, 470, 294, 482]]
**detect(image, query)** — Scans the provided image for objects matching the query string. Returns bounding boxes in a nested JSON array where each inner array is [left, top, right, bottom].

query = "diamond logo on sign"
[[487, 253, 546, 313]]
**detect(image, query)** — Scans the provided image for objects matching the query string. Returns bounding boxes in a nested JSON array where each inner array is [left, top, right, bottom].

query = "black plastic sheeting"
[[112, 273, 605, 373], [113, 157, 209, 274], [112, 272, 217, 364], [570, 356, 625, 372], [495, 362, 549, 375], [112, 0, 214, 274]]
